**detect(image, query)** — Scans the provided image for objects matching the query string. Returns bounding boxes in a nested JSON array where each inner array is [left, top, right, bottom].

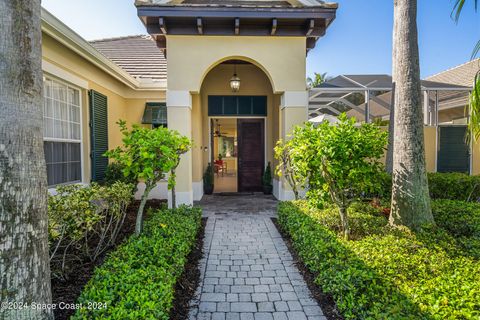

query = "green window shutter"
[[89, 90, 109, 182], [142, 102, 167, 127], [437, 126, 470, 173]]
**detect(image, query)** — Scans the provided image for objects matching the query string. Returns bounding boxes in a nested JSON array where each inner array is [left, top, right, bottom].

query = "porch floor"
[[189, 195, 327, 319]]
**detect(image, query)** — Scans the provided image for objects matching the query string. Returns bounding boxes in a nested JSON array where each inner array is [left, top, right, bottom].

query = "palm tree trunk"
[[0, 1, 54, 319], [390, 0, 434, 229]]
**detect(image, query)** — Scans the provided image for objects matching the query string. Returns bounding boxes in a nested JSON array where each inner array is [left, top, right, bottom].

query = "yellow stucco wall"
[[424, 126, 437, 172], [42, 33, 165, 183], [166, 36, 307, 93], [192, 94, 204, 181], [377, 127, 436, 172]]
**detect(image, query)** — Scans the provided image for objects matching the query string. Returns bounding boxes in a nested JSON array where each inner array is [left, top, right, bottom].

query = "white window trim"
[[43, 76, 85, 188]]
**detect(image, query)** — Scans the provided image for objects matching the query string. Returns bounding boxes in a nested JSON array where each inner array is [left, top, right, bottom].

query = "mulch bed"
[[272, 218, 344, 320], [51, 199, 166, 320], [170, 217, 207, 320]]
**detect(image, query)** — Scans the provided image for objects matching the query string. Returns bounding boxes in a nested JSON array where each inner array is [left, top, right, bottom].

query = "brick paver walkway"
[[188, 195, 326, 320]]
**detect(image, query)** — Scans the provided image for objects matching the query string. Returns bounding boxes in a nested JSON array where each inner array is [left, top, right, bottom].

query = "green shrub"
[[48, 182, 133, 278], [376, 172, 480, 202], [72, 206, 202, 320], [428, 172, 480, 201], [288, 114, 388, 238], [262, 162, 273, 187], [104, 162, 138, 187], [278, 201, 480, 319], [203, 163, 214, 187], [105, 120, 192, 234], [431, 199, 480, 259]]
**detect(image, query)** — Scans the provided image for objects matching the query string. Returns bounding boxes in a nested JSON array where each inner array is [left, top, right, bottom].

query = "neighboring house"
[[40, 0, 338, 206], [427, 58, 480, 87], [309, 61, 478, 175]]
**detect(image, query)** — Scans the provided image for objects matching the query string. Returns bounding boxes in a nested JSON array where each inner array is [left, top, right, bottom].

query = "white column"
[[167, 90, 193, 208], [275, 91, 309, 201]]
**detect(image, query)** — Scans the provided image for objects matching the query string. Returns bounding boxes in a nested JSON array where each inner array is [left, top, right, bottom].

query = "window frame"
[[142, 102, 167, 128], [43, 75, 84, 187]]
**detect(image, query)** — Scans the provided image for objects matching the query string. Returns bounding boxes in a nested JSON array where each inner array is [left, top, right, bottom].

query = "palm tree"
[[389, 0, 434, 229], [307, 72, 329, 88], [0, 1, 53, 319]]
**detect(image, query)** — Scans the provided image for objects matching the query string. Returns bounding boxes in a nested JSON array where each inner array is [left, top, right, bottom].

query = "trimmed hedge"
[[377, 172, 480, 202], [72, 206, 202, 320], [278, 201, 480, 319], [428, 173, 480, 202]]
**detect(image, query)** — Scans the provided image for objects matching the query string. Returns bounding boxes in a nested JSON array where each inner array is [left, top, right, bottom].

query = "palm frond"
[[472, 39, 480, 59], [452, 0, 478, 23], [468, 71, 480, 141]]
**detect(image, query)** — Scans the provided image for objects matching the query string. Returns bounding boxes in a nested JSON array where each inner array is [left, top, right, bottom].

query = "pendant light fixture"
[[230, 63, 241, 92]]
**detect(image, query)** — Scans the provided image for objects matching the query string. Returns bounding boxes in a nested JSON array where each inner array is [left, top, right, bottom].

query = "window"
[[142, 102, 167, 128], [43, 78, 82, 187], [208, 96, 267, 116]]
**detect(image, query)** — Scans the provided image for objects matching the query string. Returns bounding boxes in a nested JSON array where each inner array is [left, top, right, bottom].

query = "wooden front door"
[[237, 119, 264, 192]]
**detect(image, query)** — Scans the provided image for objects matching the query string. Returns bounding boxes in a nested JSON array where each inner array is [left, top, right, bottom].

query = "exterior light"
[[230, 64, 241, 92]]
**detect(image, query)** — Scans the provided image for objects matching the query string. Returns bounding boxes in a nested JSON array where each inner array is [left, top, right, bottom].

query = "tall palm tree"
[[0, 1, 53, 319], [389, 0, 434, 229], [307, 72, 329, 88]]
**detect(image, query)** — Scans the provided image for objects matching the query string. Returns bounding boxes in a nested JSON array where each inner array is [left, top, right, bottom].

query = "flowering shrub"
[[48, 182, 133, 278]]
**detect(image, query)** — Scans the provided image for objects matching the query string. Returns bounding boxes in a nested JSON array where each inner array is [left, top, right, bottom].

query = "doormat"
[[217, 192, 254, 196]]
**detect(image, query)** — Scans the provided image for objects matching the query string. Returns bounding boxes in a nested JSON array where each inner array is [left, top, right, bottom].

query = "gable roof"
[[426, 58, 480, 87], [90, 35, 167, 82]]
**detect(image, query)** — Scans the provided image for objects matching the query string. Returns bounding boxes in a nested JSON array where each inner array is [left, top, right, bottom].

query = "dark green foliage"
[[104, 162, 138, 187], [431, 199, 480, 258], [377, 172, 480, 202], [428, 172, 480, 201], [203, 163, 214, 186], [72, 206, 202, 320], [278, 200, 480, 319], [263, 162, 273, 187]]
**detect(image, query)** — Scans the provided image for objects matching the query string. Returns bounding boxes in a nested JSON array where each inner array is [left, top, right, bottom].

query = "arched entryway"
[[195, 59, 281, 194]]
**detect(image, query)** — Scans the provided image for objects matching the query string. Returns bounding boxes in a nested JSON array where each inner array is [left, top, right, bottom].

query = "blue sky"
[[42, 0, 479, 78]]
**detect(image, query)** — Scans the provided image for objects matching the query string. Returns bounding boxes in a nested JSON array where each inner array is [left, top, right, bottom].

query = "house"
[[40, 0, 339, 207]]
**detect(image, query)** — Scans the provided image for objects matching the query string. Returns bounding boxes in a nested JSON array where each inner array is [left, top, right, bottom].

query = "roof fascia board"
[[41, 8, 166, 91], [137, 6, 336, 19]]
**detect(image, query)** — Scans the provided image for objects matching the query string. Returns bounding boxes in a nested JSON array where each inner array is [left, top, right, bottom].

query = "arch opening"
[[191, 58, 280, 194]]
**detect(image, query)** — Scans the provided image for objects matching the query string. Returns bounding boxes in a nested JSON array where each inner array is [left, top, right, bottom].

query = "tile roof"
[[90, 35, 167, 82], [135, 0, 337, 8], [426, 58, 480, 87]]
